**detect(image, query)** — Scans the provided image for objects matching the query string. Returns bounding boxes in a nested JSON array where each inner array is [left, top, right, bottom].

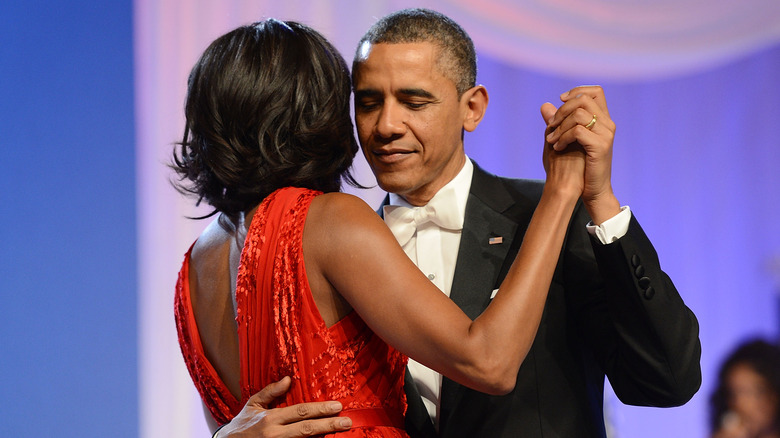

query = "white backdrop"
[[135, 1, 780, 436]]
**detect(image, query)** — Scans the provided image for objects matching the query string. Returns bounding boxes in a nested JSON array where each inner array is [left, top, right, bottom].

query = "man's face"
[[353, 42, 469, 206]]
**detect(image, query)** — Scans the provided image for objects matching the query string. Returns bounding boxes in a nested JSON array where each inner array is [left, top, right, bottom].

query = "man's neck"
[[390, 158, 473, 209], [396, 156, 469, 206]]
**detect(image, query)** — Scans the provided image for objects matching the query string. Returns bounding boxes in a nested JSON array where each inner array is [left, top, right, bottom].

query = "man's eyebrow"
[[354, 89, 382, 100], [398, 88, 435, 99], [354, 88, 436, 101]]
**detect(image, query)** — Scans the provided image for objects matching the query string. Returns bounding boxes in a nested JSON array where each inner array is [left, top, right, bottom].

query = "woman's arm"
[[305, 147, 584, 396]]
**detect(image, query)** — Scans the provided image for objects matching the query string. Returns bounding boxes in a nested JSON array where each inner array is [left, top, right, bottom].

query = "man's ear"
[[462, 85, 489, 132]]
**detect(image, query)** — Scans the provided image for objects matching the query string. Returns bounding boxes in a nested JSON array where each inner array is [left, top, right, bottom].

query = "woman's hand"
[[218, 377, 351, 438]]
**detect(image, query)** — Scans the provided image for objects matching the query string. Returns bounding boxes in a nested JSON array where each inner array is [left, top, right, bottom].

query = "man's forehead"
[[356, 41, 438, 66], [353, 42, 455, 90]]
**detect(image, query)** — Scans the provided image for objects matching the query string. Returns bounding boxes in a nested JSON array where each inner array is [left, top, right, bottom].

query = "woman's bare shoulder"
[[189, 217, 237, 304], [308, 192, 386, 235], [191, 218, 233, 267], [313, 191, 376, 211]]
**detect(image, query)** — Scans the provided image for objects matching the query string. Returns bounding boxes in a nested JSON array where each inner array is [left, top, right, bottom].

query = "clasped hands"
[[541, 85, 621, 225]]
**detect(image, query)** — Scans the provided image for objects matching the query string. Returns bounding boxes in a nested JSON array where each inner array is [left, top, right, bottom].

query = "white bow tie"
[[383, 187, 464, 246]]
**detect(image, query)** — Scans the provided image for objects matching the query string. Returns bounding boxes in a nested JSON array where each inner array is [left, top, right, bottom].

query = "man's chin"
[[375, 175, 414, 196], [376, 181, 408, 195]]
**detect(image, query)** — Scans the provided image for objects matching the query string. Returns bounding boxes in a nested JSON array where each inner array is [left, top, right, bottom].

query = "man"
[[217, 8, 701, 438]]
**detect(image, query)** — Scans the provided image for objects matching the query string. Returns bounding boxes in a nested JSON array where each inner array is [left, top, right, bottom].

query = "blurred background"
[[2, 0, 779, 436]]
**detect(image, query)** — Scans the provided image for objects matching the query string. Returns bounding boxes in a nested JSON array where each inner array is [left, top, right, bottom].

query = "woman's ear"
[[462, 85, 489, 132]]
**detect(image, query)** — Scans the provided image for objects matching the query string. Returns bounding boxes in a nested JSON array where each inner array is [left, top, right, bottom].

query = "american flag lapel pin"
[[488, 236, 503, 245]]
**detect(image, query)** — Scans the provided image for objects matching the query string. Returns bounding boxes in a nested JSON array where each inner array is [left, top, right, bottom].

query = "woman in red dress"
[[172, 19, 585, 437]]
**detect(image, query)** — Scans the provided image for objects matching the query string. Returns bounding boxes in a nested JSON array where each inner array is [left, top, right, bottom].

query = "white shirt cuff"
[[586, 206, 631, 244]]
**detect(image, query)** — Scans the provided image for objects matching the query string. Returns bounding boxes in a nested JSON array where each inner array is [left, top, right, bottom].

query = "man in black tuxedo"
[[221, 8, 701, 438]]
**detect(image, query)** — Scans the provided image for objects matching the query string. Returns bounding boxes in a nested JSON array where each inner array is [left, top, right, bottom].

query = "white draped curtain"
[[443, 0, 780, 78], [135, 1, 780, 437]]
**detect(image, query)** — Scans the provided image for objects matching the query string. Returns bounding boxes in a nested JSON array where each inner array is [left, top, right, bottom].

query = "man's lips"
[[371, 148, 414, 164]]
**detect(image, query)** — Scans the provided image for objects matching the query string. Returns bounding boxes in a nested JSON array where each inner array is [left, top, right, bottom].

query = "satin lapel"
[[440, 163, 537, 431], [448, 164, 523, 319]]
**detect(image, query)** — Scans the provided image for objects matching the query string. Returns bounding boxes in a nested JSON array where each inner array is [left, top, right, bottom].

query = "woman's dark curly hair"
[[710, 338, 780, 434], [172, 19, 360, 229]]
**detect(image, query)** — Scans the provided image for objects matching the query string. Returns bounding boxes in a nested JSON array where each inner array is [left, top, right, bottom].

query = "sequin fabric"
[[175, 187, 408, 437]]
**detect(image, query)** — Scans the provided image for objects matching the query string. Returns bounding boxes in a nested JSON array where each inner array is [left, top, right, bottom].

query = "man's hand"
[[219, 377, 351, 438], [541, 85, 621, 224]]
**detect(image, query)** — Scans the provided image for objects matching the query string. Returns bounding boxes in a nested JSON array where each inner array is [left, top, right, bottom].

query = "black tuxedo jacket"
[[394, 162, 701, 438]]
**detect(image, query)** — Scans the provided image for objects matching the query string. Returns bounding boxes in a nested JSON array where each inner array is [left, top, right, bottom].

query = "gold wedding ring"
[[585, 114, 597, 130]]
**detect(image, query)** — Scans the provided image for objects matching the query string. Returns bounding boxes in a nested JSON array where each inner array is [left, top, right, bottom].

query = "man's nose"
[[375, 103, 406, 138]]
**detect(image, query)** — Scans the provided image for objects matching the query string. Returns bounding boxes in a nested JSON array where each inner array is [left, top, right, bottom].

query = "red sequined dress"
[[175, 187, 408, 437]]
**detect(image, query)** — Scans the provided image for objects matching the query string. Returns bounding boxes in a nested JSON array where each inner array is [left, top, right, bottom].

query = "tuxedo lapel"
[[448, 163, 528, 318], [440, 163, 537, 432]]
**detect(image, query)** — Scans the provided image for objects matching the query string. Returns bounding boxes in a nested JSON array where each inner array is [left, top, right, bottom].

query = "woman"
[[710, 339, 780, 438], [172, 19, 585, 437]]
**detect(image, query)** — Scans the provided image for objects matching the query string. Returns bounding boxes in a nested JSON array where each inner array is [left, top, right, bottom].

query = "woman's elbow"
[[485, 376, 517, 395], [471, 363, 519, 395], [458, 340, 525, 394]]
